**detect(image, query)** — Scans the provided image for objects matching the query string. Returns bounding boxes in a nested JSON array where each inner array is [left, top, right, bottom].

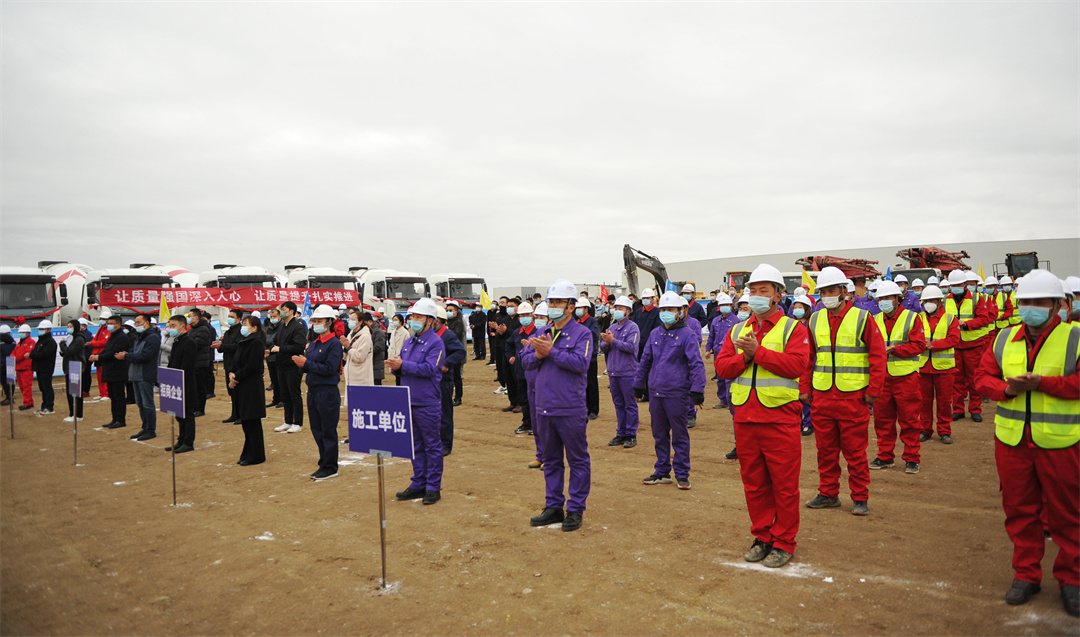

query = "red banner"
[[98, 287, 359, 308]]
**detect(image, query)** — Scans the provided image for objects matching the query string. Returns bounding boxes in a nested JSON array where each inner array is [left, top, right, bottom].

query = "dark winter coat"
[[229, 334, 267, 421]]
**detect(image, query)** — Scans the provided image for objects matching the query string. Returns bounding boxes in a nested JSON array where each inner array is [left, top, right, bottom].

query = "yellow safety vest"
[[945, 294, 989, 342], [1008, 291, 1021, 325], [992, 323, 1080, 449], [729, 316, 800, 408], [920, 311, 956, 370], [873, 309, 920, 377], [810, 307, 871, 392], [992, 292, 1010, 330]]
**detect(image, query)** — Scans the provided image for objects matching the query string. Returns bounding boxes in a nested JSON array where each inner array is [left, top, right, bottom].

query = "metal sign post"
[[158, 367, 185, 507], [6, 355, 16, 440], [347, 385, 415, 590], [68, 362, 81, 465]]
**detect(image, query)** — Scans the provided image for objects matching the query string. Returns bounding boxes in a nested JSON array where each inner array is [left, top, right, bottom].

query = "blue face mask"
[[517, 316, 533, 327], [447, 311, 456, 318], [612, 310, 626, 321], [348, 319, 358, 330], [506, 307, 516, 317], [793, 308, 806, 319], [1073, 300, 1080, 313], [575, 308, 585, 318], [966, 285, 977, 294], [950, 286, 965, 296], [226, 317, 236, 326], [747, 296, 771, 314], [270, 318, 280, 325], [878, 300, 895, 313], [240, 326, 251, 337], [312, 324, 326, 335], [186, 315, 194, 324], [1003, 286, 1013, 293], [1018, 306, 1050, 327], [719, 306, 732, 315], [737, 311, 750, 321], [106, 324, 116, 332], [914, 289, 923, 297], [547, 307, 565, 321], [534, 318, 548, 328], [659, 311, 677, 326], [1059, 309, 1068, 322], [407, 319, 425, 333], [135, 325, 146, 334], [683, 294, 693, 302], [167, 328, 180, 338], [98, 319, 106, 326]]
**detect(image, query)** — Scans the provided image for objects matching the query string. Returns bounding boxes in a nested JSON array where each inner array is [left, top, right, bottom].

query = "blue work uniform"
[[303, 332, 344, 473], [436, 325, 466, 454]]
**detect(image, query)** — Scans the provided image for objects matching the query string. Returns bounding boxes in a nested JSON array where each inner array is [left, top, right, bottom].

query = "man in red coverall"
[[801, 267, 886, 517], [869, 281, 926, 474], [917, 285, 961, 443], [13, 324, 36, 409], [975, 269, 1078, 618], [715, 264, 809, 568], [945, 270, 996, 422]]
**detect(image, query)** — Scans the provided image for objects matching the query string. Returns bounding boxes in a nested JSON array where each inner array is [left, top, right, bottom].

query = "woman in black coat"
[[59, 320, 86, 420], [228, 316, 268, 466]]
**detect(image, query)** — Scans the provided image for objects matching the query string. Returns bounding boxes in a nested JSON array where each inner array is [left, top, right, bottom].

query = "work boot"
[[971, 413, 983, 423], [805, 495, 840, 509], [744, 539, 772, 563], [687, 417, 696, 429], [395, 487, 425, 501], [514, 424, 532, 435], [622, 436, 637, 449], [761, 548, 793, 568], [608, 435, 625, 447], [562, 512, 583, 532], [851, 500, 869, 516], [712, 402, 725, 410], [527, 460, 542, 469], [801, 425, 814, 436], [1062, 585, 1079, 617], [530, 507, 564, 527], [422, 491, 440, 505], [725, 447, 738, 460], [952, 412, 964, 421], [905, 462, 920, 474], [941, 434, 954, 445], [1004, 579, 1041, 605], [869, 458, 894, 470], [919, 432, 931, 443]]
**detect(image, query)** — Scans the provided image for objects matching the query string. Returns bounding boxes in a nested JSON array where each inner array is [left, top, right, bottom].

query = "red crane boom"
[[795, 256, 881, 280], [896, 247, 969, 274]]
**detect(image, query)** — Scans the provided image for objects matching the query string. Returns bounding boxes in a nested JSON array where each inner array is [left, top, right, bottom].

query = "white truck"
[[0, 266, 66, 331], [37, 261, 92, 324], [427, 272, 488, 307], [284, 265, 361, 299], [194, 265, 282, 323], [81, 268, 181, 323], [129, 263, 200, 288], [351, 267, 429, 318]]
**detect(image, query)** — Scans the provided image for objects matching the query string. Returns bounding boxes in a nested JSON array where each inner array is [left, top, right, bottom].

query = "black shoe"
[[1004, 579, 1041, 605], [869, 458, 894, 470], [265, 402, 276, 408], [530, 507, 564, 527], [129, 431, 143, 440], [643, 474, 672, 485], [0, 398, 9, 406], [452, 399, 462, 407], [608, 435, 625, 447], [806, 494, 841, 509], [904, 462, 920, 474], [422, 491, 441, 505], [725, 447, 738, 460], [623, 436, 637, 449], [971, 413, 983, 423], [514, 425, 532, 435], [442, 448, 451, 457], [588, 413, 598, 421], [919, 432, 931, 442], [687, 417, 697, 429], [272, 402, 283, 408], [174, 444, 194, 454], [940, 434, 954, 445], [136, 431, 157, 441], [18, 405, 34, 411], [126, 399, 136, 405], [396, 487, 425, 501], [164, 443, 181, 452], [952, 412, 964, 421], [1062, 585, 1079, 617], [562, 512, 583, 532], [238, 459, 251, 466], [193, 411, 205, 418], [206, 393, 216, 399], [801, 426, 814, 436], [105, 422, 126, 429], [311, 467, 338, 481], [222, 417, 237, 424]]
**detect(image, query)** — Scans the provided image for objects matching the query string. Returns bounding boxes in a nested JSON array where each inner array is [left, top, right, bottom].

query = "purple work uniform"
[[395, 328, 446, 493], [708, 312, 740, 414], [684, 315, 704, 422], [521, 324, 549, 463], [633, 319, 707, 481], [521, 318, 591, 514], [600, 318, 640, 438], [900, 291, 922, 313]]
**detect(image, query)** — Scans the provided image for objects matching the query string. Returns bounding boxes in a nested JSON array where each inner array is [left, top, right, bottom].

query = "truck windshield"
[[783, 275, 803, 293], [449, 280, 484, 303], [1011, 254, 1038, 276], [0, 282, 54, 309], [387, 280, 426, 301]]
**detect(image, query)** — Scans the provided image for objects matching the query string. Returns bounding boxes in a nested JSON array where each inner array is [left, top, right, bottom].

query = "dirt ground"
[[2, 354, 1078, 637]]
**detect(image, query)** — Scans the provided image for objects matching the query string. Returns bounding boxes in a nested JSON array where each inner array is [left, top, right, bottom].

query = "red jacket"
[[90, 326, 110, 355], [975, 318, 1080, 402], [921, 308, 961, 374], [948, 291, 995, 350], [13, 337, 35, 371], [714, 310, 810, 425], [799, 303, 887, 421]]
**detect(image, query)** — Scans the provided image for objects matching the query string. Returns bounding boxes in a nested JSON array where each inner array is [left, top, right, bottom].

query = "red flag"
[[600, 285, 610, 302]]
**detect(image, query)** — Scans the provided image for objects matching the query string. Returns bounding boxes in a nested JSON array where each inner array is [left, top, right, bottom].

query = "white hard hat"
[[1000, 275, 1013, 285], [517, 301, 534, 314], [445, 300, 460, 308], [748, 264, 785, 289], [534, 302, 549, 317], [737, 294, 750, 305], [815, 266, 847, 290], [18, 324, 32, 333], [658, 291, 683, 308], [868, 281, 879, 291], [965, 271, 980, 283], [37, 320, 53, 329], [716, 293, 732, 304], [78, 318, 89, 325], [927, 275, 940, 285], [876, 281, 903, 298], [1067, 276, 1080, 295], [894, 274, 908, 283], [640, 288, 656, 298], [911, 278, 925, 288], [338, 304, 347, 310], [793, 296, 814, 308], [124, 320, 135, 328], [613, 296, 633, 308], [1015, 269, 1065, 300], [846, 280, 856, 293], [546, 279, 578, 300], [576, 296, 590, 305], [311, 304, 338, 319], [0, 325, 9, 334], [251, 310, 261, 318], [409, 298, 440, 318], [1061, 279, 1072, 298], [681, 283, 695, 293], [100, 309, 113, 319], [984, 276, 999, 286], [921, 285, 945, 301], [947, 270, 968, 285], [792, 287, 807, 298], [436, 307, 448, 320]]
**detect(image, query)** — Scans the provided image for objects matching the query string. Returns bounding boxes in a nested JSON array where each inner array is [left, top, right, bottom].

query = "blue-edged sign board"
[[158, 367, 185, 418], [346, 385, 415, 459]]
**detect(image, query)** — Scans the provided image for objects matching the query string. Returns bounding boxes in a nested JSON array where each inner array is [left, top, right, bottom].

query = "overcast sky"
[[2, 2, 1077, 287]]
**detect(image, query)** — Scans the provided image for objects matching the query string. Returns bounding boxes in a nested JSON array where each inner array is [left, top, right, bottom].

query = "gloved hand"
[[691, 391, 704, 405], [634, 388, 644, 400]]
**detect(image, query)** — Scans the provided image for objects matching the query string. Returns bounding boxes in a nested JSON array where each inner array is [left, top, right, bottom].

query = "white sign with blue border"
[[347, 385, 414, 459]]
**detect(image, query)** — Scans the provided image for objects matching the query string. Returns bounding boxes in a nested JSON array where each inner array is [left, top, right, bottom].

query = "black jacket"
[[220, 323, 242, 368], [264, 320, 279, 363], [188, 320, 214, 368], [29, 332, 58, 376], [469, 309, 486, 332], [59, 330, 86, 374], [448, 313, 467, 347], [98, 329, 130, 382], [370, 323, 387, 381], [167, 331, 197, 415], [275, 317, 308, 369], [229, 334, 267, 421]]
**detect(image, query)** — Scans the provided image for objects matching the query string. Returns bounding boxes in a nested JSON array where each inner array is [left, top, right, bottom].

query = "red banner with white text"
[[98, 287, 359, 308]]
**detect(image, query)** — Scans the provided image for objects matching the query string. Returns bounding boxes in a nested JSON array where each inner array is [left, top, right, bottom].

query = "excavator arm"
[[623, 244, 670, 297]]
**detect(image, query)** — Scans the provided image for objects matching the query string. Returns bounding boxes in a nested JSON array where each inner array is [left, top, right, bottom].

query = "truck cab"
[[195, 265, 281, 323], [82, 268, 178, 323], [352, 268, 429, 318], [37, 261, 92, 325], [284, 266, 360, 294], [427, 273, 487, 306], [0, 266, 65, 331]]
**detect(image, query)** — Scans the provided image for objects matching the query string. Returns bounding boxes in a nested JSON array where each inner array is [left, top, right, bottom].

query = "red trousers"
[[812, 412, 870, 501], [952, 345, 984, 416], [919, 371, 955, 436], [873, 373, 922, 464], [734, 421, 802, 554], [16, 370, 33, 407], [96, 367, 108, 397], [995, 430, 1079, 588]]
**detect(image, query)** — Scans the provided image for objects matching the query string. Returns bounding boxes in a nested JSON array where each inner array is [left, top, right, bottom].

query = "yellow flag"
[[158, 295, 171, 324], [802, 270, 816, 294], [978, 264, 985, 281], [480, 288, 493, 311]]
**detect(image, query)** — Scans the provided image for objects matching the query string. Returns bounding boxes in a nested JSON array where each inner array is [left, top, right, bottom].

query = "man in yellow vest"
[[715, 264, 810, 568], [869, 281, 927, 474], [917, 285, 961, 443], [975, 268, 1079, 617], [800, 266, 887, 517], [985, 276, 1015, 338], [999, 276, 1022, 326], [945, 269, 996, 422]]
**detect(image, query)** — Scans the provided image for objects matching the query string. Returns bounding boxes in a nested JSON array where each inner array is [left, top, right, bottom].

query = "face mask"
[[793, 308, 806, 319], [447, 311, 456, 318], [878, 300, 894, 314], [226, 317, 236, 326], [98, 319, 106, 326], [520, 316, 533, 327], [966, 285, 977, 294], [923, 302, 939, 314], [709, 295, 716, 301], [1073, 300, 1080, 313], [822, 295, 842, 310], [548, 307, 565, 321], [736, 311, 750, 321], [135, 325, 146, 334], [575, 308, 585, 318], [534, 318, 548, 328], [719, 306, 731, 315], [1018, 306, 1050, 327], [914, 289, 923, 297], [659, 311, 677, 326], [393, 322, 402, 329], [408, 319, 425, 333], [313, 324, 326, 335], [270, 317, 280, 325], [642, 299, 653, 308], [106, 324, 116, 332], [950, 287, 965, 296], [747, 296, 771, 314], [186, 316, 194, 324], [167, 328, 180, 338], [612, 310, 625, 321], [683, 294, 693, 302], [1058, 309, 1068, 321], [240, 326, 251, 337], [506, 307, 516, 317], [348, 319, 358, 330], [1003, 286, 1013, 293]]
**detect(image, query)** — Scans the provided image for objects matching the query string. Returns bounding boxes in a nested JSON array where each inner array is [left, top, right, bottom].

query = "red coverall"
[[873, 311, 926, 464], [89, 327, 111, 398], [951, 291, 996, 417], [800, 303, 887, 503], [920, 309, 961, 436], [714, 310, 809, 554], [13, 336, 35, 407], [975, 320, 1079, 589]]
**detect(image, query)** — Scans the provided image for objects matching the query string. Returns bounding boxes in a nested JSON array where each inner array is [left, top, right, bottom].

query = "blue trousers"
[[439, 381, 454, 453], [609, 375, 638, 437], [410, 403, 443, 492], [133, 381, 156, 433], [538, 412, 591, 513], [307, 384, 340, 471], [650, 395, 692, 479]]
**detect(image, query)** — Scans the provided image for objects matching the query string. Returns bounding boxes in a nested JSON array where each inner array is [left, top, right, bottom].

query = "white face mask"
[[822, 295, 842, 310], [924, 302, 939, 314]]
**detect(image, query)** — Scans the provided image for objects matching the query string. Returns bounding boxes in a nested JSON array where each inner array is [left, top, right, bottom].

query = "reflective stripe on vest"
[[920, 312, 956, 370], [729, 316, 800, 408], [1008, 291, 1022, 325], [945, 295, 987, 342], [992, 324, 1080, 449], [810, 307, 870, 392], [874, 309, 919, 377], [994, 292, 1010, 330]]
